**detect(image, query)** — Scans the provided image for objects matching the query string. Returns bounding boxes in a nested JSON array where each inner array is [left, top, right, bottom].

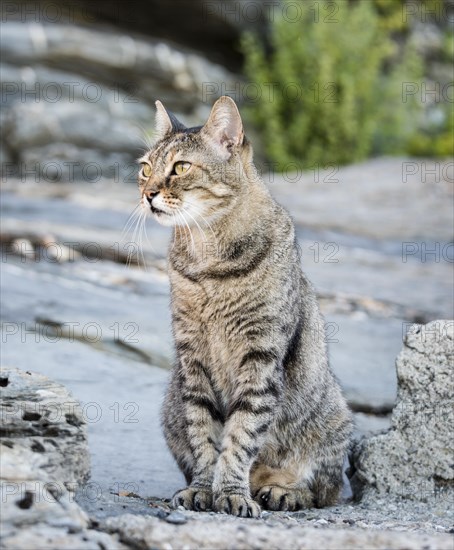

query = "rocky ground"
[[1, 158, 453, 548], [1, 318, 453, 548]]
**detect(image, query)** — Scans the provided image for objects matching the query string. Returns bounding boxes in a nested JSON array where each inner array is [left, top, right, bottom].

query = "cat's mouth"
[[142, 194, 169, 217], [149, 204, 166, 216]]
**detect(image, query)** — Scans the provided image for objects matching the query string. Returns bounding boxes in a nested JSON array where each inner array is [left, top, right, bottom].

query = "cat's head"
[[138, 96, 251, 227]]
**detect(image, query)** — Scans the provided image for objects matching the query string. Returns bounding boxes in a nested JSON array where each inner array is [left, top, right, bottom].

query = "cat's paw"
[[255, 485, 313, 511], [214, 493, 261, 518], [172, 487, 212, 511]]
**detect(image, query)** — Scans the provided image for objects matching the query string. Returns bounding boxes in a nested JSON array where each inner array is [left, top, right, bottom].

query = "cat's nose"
[[145, 191, 159, 205]]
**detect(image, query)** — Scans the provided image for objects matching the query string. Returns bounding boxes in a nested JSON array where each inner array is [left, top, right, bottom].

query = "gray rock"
[[0, 62, 154, 120], [2, 526, 127, 550], [104, 512, 454, 550], [20, 144, 134, 184], [327, 315, 402, 413], [5, 101, 142, 154], [267, 157, 453, 242], [0, 478, 89, 536], [0, 22, 238, 110], [0, 20, 240, 179], [351, 320, 454, 507], [353, 413, 391, 439], [0, 368, 128, 549], [164, 511, 188, 524], [23, 0, 262, 69], [0, 367, 90, 485]]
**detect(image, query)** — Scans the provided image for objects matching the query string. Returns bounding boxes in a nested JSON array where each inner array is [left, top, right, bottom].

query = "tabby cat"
[[138, 96, 352, 517]]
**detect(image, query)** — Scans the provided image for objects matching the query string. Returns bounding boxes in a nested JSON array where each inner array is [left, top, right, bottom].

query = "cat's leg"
[[212, 353, 282, 518], [166, 358, 223, 512], [309, 456, 344, 508], [161, 379, 194, 485]]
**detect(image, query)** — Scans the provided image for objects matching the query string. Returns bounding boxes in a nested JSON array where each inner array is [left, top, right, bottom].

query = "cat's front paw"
[[172, 487, 212, 511], [214, 493, 261, 518], [255, 485, 314, 511]]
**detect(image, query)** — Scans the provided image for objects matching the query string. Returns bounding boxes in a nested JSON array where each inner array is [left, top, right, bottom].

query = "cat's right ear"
[[201, 96, 244, 160], [154, 100, 186, 139]]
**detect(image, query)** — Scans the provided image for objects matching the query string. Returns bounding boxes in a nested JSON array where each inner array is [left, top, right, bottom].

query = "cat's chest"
[[170, 272, 245, 364]]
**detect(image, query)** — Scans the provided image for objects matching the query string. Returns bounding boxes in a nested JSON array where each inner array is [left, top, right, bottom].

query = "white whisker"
[[126, 212, 142, 268], [180, 205, 209, 245], [177, 210, 194, 255], [132, 122, 155, 151], [170, 212, 178, 252], [175, 210, 189, 251], [138, 211, 148, 271], [143, 213, 154, 254], [181, 199, 217, 242], [121, 203, 142, 241]]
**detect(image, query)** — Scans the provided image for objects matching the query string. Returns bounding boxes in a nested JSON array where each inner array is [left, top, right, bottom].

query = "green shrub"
[[407, 105, 454, 157], [404, 18, 453, 158], [241, 0, 423, 169]]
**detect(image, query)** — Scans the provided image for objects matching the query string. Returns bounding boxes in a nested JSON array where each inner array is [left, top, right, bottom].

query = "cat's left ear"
[[201, 96, 244, 159], [155, 100, 186, 139]]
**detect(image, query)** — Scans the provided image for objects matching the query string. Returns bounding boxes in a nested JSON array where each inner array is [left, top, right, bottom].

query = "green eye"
[[142, 163, 152, 177], [173, 161, 191, 175]]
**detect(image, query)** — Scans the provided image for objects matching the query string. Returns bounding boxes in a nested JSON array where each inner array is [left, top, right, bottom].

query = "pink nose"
[[145, 191, 159, 205]]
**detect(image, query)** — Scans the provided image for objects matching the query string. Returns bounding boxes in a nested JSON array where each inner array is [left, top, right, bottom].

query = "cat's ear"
[[154, 100, 186, 139], [201, 96, 244, 159]]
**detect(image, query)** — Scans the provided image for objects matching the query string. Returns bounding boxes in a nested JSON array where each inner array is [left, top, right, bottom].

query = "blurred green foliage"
[[406, 21, 454, 157], [370, 0, 448, 32], [372, 0, 409, 32], [407, 105, 454, 157], [241, 0, 428, 169]]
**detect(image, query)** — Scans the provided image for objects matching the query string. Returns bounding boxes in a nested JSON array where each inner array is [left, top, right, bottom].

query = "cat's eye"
[[173, 161, 191, 176], [141, 163, 152, 177]]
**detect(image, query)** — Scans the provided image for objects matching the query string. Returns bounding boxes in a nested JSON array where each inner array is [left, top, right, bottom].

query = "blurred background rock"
[[1, 0, 453, 179]]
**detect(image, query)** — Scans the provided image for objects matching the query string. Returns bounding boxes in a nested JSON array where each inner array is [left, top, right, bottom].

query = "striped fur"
[[140, 97, 352, 517]]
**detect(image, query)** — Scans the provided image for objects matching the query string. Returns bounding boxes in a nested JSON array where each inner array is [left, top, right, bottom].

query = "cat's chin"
[[151, 212, 175, 227]]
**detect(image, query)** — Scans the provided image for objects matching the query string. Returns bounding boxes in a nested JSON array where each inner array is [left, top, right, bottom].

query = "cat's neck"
[[170, 174, 273, 265]]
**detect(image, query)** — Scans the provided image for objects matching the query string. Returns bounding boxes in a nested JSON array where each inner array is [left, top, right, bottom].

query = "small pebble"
[[165, 511, 188, 525], [292, 511, 306, 519]]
